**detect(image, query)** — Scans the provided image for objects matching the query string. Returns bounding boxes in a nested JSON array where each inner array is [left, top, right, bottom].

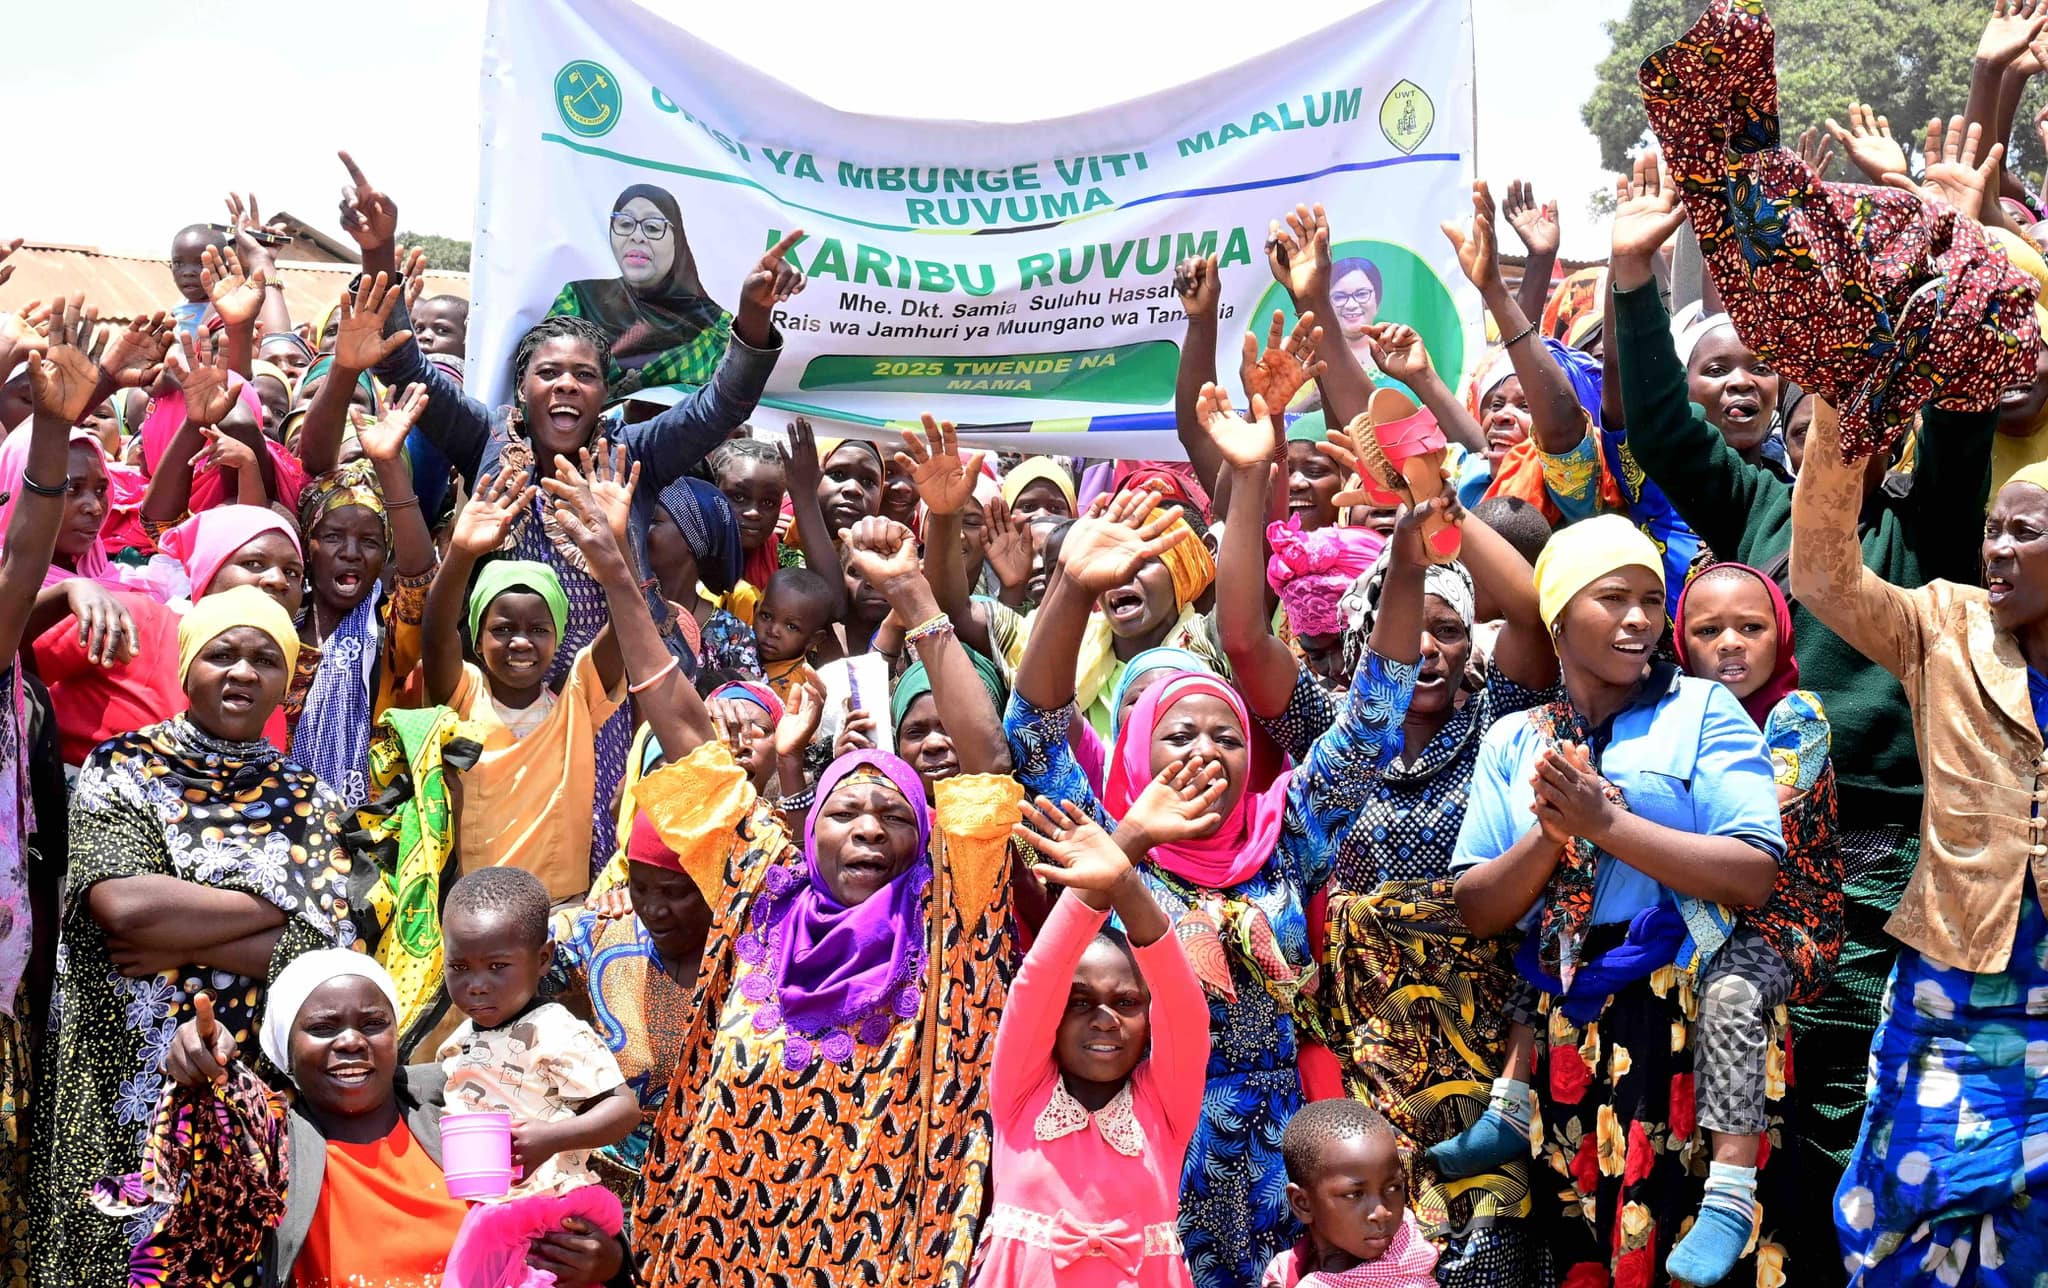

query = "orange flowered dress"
[[629, 742, 1021, 1288]]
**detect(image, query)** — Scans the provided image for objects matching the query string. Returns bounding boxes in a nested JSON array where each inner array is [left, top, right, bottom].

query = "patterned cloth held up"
[[87, 1064, 288, 1288], [345, 705, 483, 1057], [1639, 0, 2040, 458]]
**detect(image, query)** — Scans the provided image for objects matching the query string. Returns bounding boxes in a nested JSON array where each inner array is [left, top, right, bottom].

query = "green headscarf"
[[890, 646, 1007, 729], [1285, 409, 1328, 444], [467, 559, 568, 642]]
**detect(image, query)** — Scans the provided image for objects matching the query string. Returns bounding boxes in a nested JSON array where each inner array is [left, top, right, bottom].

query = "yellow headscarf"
[[177, 583, 301, 685], [1532, 514, 1664, 631], [1158, 515, 1215, 609], [2005, 460, 2048, 494], [1001, 456, 1077, 511]]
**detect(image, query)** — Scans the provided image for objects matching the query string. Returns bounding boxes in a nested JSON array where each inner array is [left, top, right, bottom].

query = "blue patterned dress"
[[1003, 655, 1411, 1288]]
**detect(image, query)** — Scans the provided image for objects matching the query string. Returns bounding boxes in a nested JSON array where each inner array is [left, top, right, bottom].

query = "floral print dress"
[[28, 716, 356, 1285]]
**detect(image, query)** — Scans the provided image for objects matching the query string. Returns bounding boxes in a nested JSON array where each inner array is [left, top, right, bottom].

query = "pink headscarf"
[[0, 423, 151, 593], [1104, 672, 1289, 889], [1266, 517, 1387, 637], [139, 382, 309, 517], [156, 504, 302, 599]]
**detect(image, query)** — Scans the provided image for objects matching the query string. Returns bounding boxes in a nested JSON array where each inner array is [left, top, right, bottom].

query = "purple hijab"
[[748, 749, 934, 1068]]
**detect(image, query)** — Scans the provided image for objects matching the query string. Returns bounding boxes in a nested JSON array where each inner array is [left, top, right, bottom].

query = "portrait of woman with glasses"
[[547, 183, 735, 397]]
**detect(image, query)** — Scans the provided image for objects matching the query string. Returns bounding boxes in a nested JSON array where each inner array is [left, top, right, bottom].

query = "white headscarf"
[[259, 949, 400, 1075], [1672, 306, 1738, 368]]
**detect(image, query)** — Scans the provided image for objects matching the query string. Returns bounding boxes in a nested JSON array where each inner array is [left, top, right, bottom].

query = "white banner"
[[474, 0, 1476, 455]]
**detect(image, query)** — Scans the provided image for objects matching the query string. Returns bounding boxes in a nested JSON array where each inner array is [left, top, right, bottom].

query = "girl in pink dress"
[[977, 761, 1219, 1287]]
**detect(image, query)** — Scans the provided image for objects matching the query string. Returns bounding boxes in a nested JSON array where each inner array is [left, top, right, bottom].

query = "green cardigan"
[[1614, 282, 1994, 899]]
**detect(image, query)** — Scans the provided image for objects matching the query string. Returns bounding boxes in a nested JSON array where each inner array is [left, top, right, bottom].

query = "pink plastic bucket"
[[440, 1111, 514, 1200]]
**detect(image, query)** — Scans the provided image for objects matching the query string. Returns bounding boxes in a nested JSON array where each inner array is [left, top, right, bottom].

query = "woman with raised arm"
[[630, 514, 1021, 1288], [1792, 398, 2048, 1284], [1005, 473, 1412, 1288], [1208, 382, 1556, 1286], [336, 151, 803, 874]]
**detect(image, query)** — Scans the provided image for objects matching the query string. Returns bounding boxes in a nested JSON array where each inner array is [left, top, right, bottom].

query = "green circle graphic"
[[1253, 238, 1465, 406], [555, 61, 623, 139]]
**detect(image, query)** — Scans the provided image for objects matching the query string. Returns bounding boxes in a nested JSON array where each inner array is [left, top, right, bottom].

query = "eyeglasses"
[[610, 212, 671, 241], [1330, 289, 1378, 309]]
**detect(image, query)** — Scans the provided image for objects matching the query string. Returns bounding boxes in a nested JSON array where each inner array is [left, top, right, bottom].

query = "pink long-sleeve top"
[[980, 893, 1210, 1287]]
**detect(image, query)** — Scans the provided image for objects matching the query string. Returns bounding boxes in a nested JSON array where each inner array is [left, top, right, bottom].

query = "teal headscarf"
[[890, 647, 1007, 729], [1109, 647, 1213, 738], [299, 354, 382, 412], [467, 559, 568, 642], [1284, 409, 1328, 444]]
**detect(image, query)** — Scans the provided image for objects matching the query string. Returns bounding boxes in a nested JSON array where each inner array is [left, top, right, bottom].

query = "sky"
[[4, 0, 1625, 262]]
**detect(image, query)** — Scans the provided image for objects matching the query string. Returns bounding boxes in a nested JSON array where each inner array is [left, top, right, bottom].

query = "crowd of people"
[[10, 1, 2048, 1285]]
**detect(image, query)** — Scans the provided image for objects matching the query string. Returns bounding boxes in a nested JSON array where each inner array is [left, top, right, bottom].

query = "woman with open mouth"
[[1794, 401, 2048, 1286], [30, 585, 359, 1283], [1451, 513, 1788, 1288], [627, 515, 1022, 1288], [340, 152, 803, 881], [154, 951, 626, 1285], [1004, 484, 1421, 1288]]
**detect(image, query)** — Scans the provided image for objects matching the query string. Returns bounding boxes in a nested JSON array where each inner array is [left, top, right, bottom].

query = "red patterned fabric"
[[1639, 0, 2039, 458]]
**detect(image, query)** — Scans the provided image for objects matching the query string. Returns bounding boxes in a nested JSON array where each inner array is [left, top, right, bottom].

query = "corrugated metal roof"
[[2, 242, 469, 326]]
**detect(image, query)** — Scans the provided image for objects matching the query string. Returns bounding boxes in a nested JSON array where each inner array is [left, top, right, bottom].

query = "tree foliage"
[[1582, 0, 2045, 180], [396, 231, 473, 273]]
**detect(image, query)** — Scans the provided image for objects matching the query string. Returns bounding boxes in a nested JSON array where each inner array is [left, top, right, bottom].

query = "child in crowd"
[[437, 868, 637, 1281], [1264, 1100, 1438, 1287], [422, 459, 627, 903], [978, 765, 1218, 1287], [751, 565, 836, 706], [1431, 557, 1839, 1287], [413, 294, 471, 358]]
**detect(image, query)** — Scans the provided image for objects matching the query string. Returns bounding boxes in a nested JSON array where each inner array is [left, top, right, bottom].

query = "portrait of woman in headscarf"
[[548, 183, 733, 398]]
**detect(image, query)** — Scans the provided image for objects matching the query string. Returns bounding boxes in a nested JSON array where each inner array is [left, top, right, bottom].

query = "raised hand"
[[1122, 757, 1228, 847], [1013, 796, 1135, 892], [1609, 151, 1686, 279], [1316, 417, 1401, 509], [177, 330, 239, 428], [451, 468, 536, 557], [1887, 116, 2002, 219], [200, 243, 267, 330], [1239, 309, 1325, 411], [1385, 491, 1457, 568], [834, 706, 878, 759], [775, 673, 825, 759], [981, 494, 1034, 589], [1266, 202, 1333, 302], [1197, 383, 1277, 470], [223, 192, 284, 268], [25, 297, 108, 425], [1173, 254, 1222, 319], [1364, 322, 1436, 390], [331, 272, 413, 373], [1794, 125, 1836, 180], [397, 246, 428, 313], [780, 416, 823, 500], [839, 515, 924, 589], [351, 382, 429, 463], [1825, 104, 1909, 183], [740, 230, 807, 310], [1441, 180, 1504, 292], [893, 413, 984, 516], [338, 152, 398, 253], [1501, 179, 1561, 258], [100, 311, 174, 391], [1980, 0, 2048, 69], [1056, 486, 1189, 595], [187, 426, 259, 478], [0, 236, 22, 292], [552, 440, 639, 547], [164, 993, 238, 1087]]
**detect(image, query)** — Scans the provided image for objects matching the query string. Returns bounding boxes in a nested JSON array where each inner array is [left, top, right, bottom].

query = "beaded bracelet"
[[776, 787, 816, 814], [904, 613, 956, 647], [1501, 320, 1539, 348]]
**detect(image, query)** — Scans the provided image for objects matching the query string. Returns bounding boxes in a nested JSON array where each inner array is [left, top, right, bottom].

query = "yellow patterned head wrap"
[[1532, 513, 1664, 631], [178, 583, 300, 685], [2006, 460, 2048, 495], [1157, 516, 1215, 609]]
